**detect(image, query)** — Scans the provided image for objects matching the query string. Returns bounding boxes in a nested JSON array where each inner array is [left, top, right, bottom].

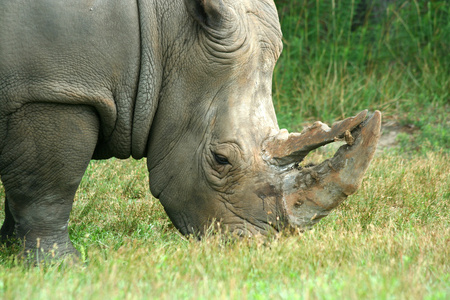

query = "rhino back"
[[0, 0, 143, 158]]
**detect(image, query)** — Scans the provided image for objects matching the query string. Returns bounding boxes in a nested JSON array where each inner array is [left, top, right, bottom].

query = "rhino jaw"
[[269, 111, 382, 230]]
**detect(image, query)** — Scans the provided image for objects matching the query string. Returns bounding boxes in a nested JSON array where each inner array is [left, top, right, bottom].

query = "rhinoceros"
[[0, 0, 381, 260]]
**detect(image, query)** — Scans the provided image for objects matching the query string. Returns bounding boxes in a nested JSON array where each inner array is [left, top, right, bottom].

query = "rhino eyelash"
[[213, 152, 230, 165]]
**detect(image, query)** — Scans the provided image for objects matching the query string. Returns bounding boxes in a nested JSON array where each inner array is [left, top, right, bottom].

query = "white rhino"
[[0, 0, 381, 260]]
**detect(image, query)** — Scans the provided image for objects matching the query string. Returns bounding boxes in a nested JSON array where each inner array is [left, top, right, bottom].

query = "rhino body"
[[0, 0, 381, 260]]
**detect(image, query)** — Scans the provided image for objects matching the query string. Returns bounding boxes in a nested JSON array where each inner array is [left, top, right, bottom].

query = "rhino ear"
[[184, 0, 229, 29]]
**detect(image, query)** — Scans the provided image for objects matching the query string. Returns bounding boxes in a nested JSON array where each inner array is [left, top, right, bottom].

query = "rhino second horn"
[[262, 110, 368, 166]]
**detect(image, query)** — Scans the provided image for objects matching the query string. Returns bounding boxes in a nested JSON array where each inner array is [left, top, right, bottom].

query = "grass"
[[0, 153, 449, 299], [1, 0, 449, 298]]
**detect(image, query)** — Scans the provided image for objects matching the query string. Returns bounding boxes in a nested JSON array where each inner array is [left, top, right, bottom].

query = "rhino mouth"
[[220, 205, 287, 237]]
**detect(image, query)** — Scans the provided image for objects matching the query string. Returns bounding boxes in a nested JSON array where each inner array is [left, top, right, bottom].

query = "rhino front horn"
[[272, 111, 382, 230]]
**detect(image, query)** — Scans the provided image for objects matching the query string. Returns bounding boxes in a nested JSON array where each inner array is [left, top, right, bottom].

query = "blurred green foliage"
[[274, 0, 450, 118], [273, 0, 449, 153]]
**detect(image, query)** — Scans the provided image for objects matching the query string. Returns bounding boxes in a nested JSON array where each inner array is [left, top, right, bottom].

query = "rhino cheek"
[[187, 176, 285, 236]]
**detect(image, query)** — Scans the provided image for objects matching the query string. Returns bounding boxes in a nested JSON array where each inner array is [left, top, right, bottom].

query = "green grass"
[[0, 153, 449, 299], [1, 0, 449, 298]]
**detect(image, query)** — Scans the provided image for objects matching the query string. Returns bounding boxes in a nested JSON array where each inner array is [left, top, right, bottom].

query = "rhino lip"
[[310, 212, 327, 221]]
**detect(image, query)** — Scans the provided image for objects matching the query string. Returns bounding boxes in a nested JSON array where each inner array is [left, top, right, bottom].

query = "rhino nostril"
[[294, 200, 304, 208]]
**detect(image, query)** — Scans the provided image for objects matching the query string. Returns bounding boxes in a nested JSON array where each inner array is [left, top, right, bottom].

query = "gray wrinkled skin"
[[0, 0, 380, 261]]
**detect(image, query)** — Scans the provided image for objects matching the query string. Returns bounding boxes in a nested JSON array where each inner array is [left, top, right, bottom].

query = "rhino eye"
[[213, 152, 230, 165]]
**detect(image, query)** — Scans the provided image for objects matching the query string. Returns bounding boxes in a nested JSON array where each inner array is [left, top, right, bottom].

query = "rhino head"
[[146, 0, 381, 236]]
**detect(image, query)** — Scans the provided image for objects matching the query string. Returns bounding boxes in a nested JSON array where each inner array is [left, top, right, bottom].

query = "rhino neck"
[[131, 0, 186, 159]]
